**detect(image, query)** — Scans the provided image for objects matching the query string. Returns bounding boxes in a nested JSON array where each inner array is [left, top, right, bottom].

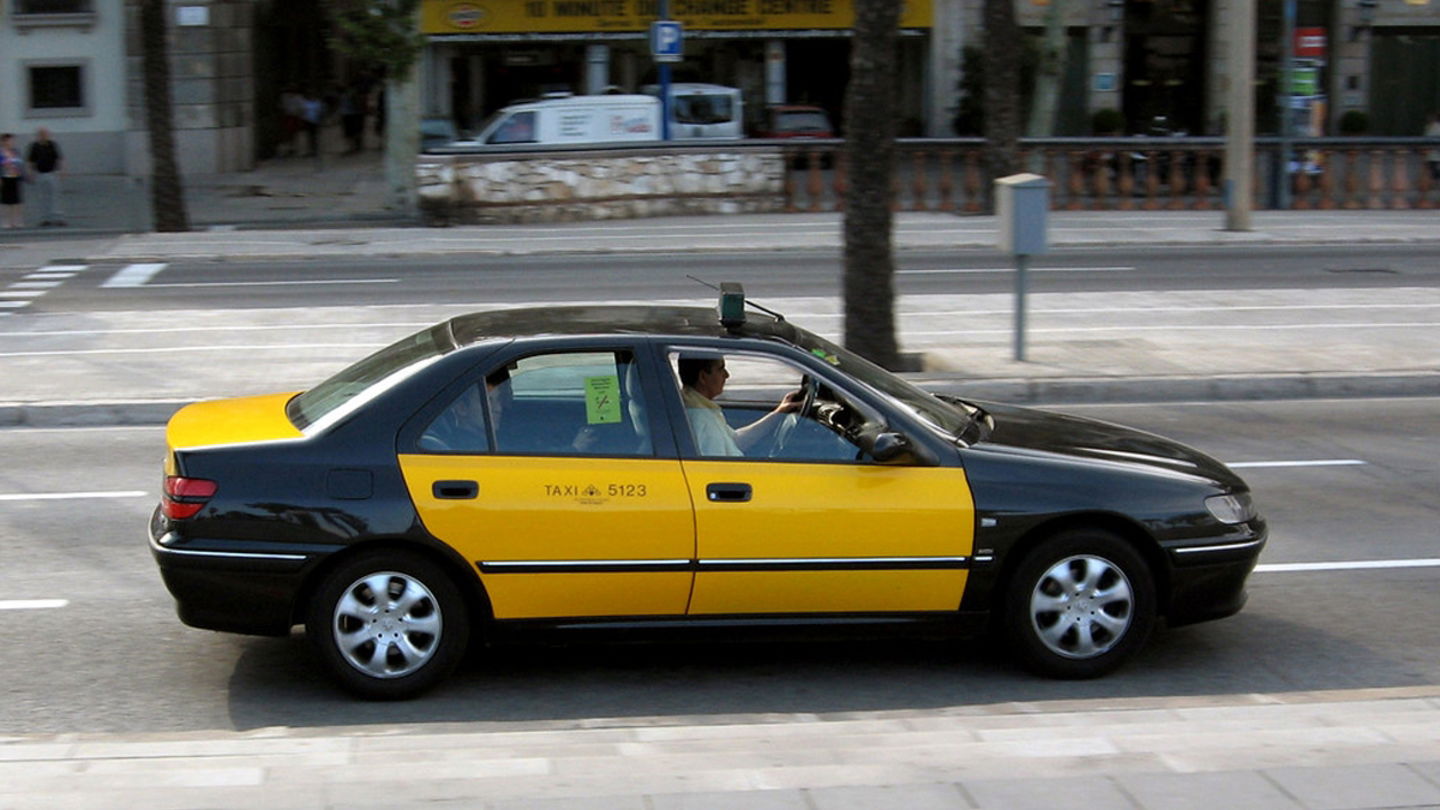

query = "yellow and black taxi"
[[150, 286, 1265, 698]]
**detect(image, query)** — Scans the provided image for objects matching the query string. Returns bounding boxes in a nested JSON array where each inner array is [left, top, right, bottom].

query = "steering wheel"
[[770, 375, 818, 457]]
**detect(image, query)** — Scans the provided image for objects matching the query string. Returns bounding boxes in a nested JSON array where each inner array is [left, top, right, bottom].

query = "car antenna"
[[686, 275, 786, 322]]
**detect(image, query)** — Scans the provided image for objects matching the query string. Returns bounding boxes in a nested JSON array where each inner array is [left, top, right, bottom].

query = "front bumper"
[[150, 525, 319, 637], [1162, 523, 1267, 627]]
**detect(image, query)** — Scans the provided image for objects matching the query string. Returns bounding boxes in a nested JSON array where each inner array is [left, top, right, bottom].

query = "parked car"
[[754, 104, 836, 139], [150, 285, 1265, 699], [419, 117, 460, 151]]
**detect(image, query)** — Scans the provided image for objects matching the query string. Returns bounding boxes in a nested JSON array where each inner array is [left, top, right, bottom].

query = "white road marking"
[[905, 322, 1437, 337], [143, 278, 400, 288], [0, 490, 149, 501], [0, 600, 68, 611], [1225, 459, 1367, 469], [0, 344, 381, 358], [40, 265, 88, 273], [1257, 559, 1440, 573], [899, 266, 1137, 274], [24, 272, 77, 280], [0, 290, 45, 298], [0, 322, 429, 338], [0, 300, 31, 308], [101, 263, 167, 289], [10, 280, 63, 289]]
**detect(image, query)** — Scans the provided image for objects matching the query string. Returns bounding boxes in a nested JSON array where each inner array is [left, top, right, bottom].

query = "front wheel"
[[306, 550, 469, 699], [1003, 529, 1156, 679]]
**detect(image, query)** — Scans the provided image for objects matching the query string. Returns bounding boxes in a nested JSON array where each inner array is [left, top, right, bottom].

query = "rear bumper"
[[1162, 527, 1266, 627], [149, 528, 318, 637]]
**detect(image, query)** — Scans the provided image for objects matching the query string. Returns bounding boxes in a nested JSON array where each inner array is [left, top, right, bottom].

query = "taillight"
[[162, 476, 217, 520]]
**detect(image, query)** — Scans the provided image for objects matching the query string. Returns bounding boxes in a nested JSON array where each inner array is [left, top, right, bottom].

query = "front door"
[[665, 348, 976, 615]]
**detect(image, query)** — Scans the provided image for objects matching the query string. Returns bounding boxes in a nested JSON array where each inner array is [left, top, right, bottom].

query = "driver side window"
[[668, 350, 872, 463]]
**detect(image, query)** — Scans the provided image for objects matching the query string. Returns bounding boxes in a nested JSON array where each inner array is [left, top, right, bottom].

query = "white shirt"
[[682, 386, 742, 457]]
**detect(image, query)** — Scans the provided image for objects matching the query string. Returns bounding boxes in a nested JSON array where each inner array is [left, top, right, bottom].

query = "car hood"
[[972, 401, 1245, 489]]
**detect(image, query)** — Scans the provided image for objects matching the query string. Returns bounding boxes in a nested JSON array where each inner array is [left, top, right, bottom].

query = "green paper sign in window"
[[584, 375, 622, 424]]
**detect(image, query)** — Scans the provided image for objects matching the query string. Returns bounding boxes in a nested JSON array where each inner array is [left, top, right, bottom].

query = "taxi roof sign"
[[718, 282, 746, 329]]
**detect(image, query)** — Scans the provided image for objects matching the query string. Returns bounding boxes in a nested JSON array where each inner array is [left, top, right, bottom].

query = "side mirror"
[[862, 429, 939, 466]]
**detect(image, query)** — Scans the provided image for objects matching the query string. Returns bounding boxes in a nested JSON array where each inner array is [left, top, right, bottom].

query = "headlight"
[[1206, 492, 1256, 524]]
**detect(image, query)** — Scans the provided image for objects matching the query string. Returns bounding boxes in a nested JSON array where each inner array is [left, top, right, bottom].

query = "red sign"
[[1295, 27, 1327, 59]]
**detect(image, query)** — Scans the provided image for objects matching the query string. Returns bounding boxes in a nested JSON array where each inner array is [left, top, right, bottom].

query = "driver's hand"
[[776, 389, 804, 414]]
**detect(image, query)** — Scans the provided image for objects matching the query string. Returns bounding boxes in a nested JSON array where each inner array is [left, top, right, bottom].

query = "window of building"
[[25, 63, 89, 117], [12, 0, 96, 31], [17, 0, 94, 12]]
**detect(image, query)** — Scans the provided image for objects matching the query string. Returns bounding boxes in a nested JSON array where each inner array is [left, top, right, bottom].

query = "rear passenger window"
[[490, 350, 653, 457]]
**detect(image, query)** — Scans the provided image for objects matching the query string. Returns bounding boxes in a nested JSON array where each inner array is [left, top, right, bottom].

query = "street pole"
[[1224, 0, 1256, 231], [659, 0, 672, 141], [1014, 254, 1030, 362]]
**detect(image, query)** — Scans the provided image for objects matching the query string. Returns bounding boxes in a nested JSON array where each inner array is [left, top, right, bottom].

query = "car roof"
[[445, 305, 798, 348]]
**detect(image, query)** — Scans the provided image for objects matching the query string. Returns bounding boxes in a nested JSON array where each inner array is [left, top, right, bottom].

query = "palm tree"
[[983, 0, 1023, 199], [139, 0, 190, 232], [841, 0, 902, 370]]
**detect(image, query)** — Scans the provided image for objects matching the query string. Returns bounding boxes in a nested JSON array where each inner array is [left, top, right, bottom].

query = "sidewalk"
[[3, 686, 1438, 809]]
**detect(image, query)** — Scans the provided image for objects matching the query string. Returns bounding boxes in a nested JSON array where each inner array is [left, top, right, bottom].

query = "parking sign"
[[650, 20, 683, 63]]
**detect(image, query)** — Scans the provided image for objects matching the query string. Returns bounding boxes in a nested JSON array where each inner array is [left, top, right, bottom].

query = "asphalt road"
[[1, 397, 1435, 735], [10, 243, 1440, 314]]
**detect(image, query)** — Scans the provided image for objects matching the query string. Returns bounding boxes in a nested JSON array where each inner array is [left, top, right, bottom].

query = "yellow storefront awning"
[[422, 0, 933, 36]]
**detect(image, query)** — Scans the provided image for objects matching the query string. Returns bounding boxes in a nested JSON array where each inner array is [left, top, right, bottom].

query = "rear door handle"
[[706, 482, 752, 503], [433, 480, 478, 500]]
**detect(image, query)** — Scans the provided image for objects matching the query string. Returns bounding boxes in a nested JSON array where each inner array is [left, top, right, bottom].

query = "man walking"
[[26, 128, 64, 226]]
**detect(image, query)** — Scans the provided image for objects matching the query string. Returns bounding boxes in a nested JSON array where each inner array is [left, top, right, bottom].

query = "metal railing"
[[780, 137, 1440, 213]]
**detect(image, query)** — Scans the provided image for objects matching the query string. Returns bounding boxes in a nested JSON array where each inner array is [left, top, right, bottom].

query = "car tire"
[[306, 550, 469, 699], [1003, 529, 1155, 679]]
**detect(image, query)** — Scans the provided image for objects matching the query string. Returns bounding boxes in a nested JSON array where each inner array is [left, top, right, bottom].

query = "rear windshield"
[[287, 325, 453, 431], [775, 112, 831, 134]]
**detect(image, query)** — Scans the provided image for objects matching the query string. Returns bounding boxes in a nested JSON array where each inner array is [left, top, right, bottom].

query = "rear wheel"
[[306, 550, 469, 699], [1004, 529, 1155, 679]]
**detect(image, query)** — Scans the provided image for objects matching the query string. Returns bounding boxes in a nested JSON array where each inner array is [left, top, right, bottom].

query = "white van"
[[647, 83, 745, 141], [460, 94, 661, 148]]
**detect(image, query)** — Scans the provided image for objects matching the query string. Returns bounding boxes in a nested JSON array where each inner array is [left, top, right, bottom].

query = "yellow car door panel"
[[684, 460, 975, 614], [400, 454, 695, 619]]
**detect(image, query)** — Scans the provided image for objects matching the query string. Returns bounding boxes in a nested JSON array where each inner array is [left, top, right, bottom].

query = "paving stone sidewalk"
[[2, 687, 1438, 810]]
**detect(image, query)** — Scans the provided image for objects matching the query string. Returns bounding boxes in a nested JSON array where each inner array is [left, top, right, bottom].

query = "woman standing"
[[1, 133, 26, 228]]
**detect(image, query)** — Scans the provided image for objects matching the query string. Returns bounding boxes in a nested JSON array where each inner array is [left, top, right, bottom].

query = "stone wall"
[[416, 147, 787, 225]]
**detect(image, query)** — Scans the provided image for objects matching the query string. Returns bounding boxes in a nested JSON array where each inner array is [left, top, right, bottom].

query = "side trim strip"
[[478, 556, 971, 574], [150, 534, 308, 562], [1172, 539, 1266, 556]]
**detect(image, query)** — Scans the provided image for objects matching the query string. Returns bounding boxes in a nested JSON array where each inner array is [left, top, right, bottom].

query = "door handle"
[[433, 480, 478, 500], [706, 482, 752, 503]]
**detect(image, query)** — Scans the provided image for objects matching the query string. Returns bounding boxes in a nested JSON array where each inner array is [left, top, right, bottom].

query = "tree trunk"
[[983, 0, 1023, 208], [384, 73, 420, 216], [1026, 0, 1067, 139], [140, 0, 189, 232], [841, 0, 902, 370]]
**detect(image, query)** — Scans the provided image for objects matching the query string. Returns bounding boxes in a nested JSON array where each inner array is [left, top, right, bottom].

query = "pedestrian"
[[301, 91, 325, 158], [26, 127, 64, 226], [1426, 111, 1440, 182], [340, 85, 366, 154], [279, 87, 304, 157], [0, 133, 26, 229]]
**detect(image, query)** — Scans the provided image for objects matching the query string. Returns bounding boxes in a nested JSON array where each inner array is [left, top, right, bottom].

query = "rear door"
[[398, 344, 696, 620]]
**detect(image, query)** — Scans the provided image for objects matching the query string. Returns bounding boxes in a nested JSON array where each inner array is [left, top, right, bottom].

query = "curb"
[[4, 372, 1438, 429]]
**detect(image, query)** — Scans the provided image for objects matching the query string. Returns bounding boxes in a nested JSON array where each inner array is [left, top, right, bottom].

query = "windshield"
[[786, 326, 973, 437], [287, 324, 453, 430]]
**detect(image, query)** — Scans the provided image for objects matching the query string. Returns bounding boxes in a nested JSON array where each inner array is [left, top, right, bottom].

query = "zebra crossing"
[[0, 263, 169, 314]]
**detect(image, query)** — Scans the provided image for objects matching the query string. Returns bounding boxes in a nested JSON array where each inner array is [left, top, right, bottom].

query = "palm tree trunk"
[[842, 0, 902, 370], [140, 0, 190, 232], [983, 0, 1023, 208]]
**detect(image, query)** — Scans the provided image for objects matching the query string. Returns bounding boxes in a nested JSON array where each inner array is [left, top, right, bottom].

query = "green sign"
[[584, 375, 622, 424], [1290, 67, 1319, 97]]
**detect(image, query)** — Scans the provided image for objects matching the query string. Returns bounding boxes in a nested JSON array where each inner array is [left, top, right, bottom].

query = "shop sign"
[[1294, 27, 1326, 59], [422, 0, 934, 35]]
